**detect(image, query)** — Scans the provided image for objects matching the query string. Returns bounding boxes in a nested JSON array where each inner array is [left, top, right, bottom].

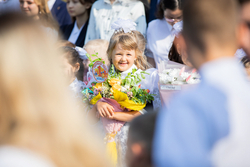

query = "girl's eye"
[[127, 54, 131, 56]]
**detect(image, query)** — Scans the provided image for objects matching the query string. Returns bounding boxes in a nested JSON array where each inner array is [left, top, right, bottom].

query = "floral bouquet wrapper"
[[158, 61, 200, 107]]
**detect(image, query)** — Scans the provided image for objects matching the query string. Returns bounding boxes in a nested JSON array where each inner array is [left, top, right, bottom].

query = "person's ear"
[[73, 62, 80, 73], [131, 143, 143, 157]]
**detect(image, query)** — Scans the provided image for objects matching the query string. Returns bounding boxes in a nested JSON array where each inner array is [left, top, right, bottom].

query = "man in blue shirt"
[[153, 0, 250, 166]]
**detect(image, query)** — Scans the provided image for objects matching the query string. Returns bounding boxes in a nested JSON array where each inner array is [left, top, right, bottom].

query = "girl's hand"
[[96, 101, 114, 118]]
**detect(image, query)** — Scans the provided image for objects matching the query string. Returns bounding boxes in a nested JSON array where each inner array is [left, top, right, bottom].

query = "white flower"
[[159, 68, 200, 85]]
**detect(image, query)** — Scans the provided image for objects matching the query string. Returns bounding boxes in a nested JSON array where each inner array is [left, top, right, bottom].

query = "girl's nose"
[[121, 55, 126, 61]]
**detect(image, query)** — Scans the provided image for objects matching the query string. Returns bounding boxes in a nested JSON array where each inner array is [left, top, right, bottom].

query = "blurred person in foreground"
[[239, 0, 250, 57], [0, 12, 110, 167], [126, 112, 157, 167], [153, 0, 250, 166]]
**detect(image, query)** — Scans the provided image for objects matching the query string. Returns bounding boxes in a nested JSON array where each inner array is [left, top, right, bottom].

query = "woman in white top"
[[84, 0, 147, 44], [146, 0, 183, 68], [0, 13, 111, 167], [60, 0, 95, 47]]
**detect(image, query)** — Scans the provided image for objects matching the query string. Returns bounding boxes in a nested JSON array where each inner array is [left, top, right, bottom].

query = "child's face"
[[112, 43, 137, 72]]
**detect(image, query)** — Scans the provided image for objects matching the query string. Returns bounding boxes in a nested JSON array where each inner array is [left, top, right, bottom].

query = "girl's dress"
[[115, 64, 160, 167]]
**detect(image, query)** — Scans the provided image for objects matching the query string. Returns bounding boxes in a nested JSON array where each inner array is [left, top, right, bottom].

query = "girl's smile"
[[112, 43, 137, 72]]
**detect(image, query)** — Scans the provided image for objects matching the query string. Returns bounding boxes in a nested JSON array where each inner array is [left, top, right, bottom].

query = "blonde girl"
[[0, 13, 110, 167], [93, 19, 160, 167]]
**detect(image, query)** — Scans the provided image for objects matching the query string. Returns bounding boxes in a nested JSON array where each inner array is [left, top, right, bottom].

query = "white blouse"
[[68, 21, 85, 44], [84, 0, 147, 44], [0, 146, 55, 167], [146, 19, 175, 69]]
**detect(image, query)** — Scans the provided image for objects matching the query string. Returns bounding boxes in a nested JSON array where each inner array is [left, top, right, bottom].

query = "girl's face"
[[164, 9, 182, 26], [66, 0, 90, 17], [19, 0, 39, 17], [112, 43, 137, 72]]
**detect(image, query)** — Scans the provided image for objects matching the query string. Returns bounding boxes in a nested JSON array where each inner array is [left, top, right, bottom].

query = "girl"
[[93, 20, 160, 167], [146, 0, 183, 68], [0, 12, 110, 167], [61, 45, 86, 98], [60, 0, 95, 47], [19, 0, 58, 34], [168, 21, 193, 67]]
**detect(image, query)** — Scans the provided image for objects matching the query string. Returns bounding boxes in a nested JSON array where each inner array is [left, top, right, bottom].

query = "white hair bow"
[[75, 46, 88, 60], [172, 21, 183, 37], [111, 18, 136, 33]]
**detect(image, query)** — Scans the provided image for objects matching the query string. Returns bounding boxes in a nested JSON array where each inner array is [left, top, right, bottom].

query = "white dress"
[[84, 0, 147, 44], [146, 19, 175, 69], [115, 64, 160, 167], [0, 146, 55, 167]]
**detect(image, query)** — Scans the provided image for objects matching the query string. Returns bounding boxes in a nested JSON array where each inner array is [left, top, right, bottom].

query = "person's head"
[[107, 30, 151, 72], [156, 0, 183, 26], [66, 0, 95, 21], [0, 12, 110, 167], [241, 56, 250, 76], [84, 39, 110, 69], [238, 0, 250, 57], [182, 0, 239, 69], [19, 0, 57, 28], [126, 112, 157, 167], [61, 46, 84, 82]]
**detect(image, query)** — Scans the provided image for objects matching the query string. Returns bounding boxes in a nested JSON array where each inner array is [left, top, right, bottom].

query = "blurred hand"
[[96, 101, 114, 118]]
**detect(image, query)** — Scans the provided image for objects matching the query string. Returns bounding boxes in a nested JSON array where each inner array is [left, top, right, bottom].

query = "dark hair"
[[156, 0, 183, 19], [238, 0, 250, 5], [182, 0, 239, 54], [62, 46, 84, 81], [71, 0, 96, 22], [241, 56, 250, 68], [168, 43, 184, 64], [128, 112, 157, 158]]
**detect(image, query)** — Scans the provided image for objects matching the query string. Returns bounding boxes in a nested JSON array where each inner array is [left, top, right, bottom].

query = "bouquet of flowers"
[[158, 61, 201, 107], [82, 54, 155, 165]]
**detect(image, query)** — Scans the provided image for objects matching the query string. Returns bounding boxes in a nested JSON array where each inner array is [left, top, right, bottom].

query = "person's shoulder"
[[148, 19, 164, 29], [169, 82, 228, 115], [92, 0, 105, 8]]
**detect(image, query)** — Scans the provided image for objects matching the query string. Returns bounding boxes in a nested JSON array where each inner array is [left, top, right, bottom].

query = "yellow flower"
[[108, 78, 122, 86], [93, 83, 103, 89], [111, 84, 122, 91]]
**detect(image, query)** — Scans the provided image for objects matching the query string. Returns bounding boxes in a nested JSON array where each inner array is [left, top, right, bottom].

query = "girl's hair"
[[34, 0, 58, 29], [0, 12, 110, 167], [156, 0, 183, 19], [168, 43, 184, 64], [61, 46, 84, 81], [107, 30, 152, 71], [70, 0, 96, 22]]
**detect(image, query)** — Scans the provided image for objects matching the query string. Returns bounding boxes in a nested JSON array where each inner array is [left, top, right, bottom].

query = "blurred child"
[[0, 12, 110, 167], [126, 112, 157, 167], [61, 46, 86, 98]]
